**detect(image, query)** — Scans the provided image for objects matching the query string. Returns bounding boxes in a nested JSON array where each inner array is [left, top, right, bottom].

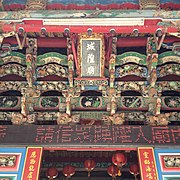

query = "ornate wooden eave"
[[0, 0, 180, 11]]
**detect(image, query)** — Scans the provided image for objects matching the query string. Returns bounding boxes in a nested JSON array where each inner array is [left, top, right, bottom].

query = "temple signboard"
[[0, 125, 179, 147], [78, 33, 105, 77]]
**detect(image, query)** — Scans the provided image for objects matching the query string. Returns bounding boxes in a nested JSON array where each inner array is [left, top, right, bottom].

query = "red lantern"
[[84, 159, 96, 177], [129, 164, 140, 180], [63, 164, 75, 179], [112, 152, 126, 176], [46, 167, 58, 180], [107, 165, 118, 180]]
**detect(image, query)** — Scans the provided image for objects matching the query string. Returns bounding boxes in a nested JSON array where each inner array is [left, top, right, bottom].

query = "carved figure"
[[102, 113, 125, 125], [147, 87, 158, 115], [110, 96, 117, 115], [148, 68, 157, 87], [26, 38, 37, 55], [11, 113, 36, 125], [57, 113, 80, 124], [155, 97, 161, 115], [147, 53, 158, 78], [146, 37, 157, 55], [109, 54, 116, 88], [68, 54, 74, 87], [21, 96, 28, 116], [25, 69, 34, 87], [147, 113, 171, 126], [163, 156, 180, 168], [21, 87, 40, 116], [0, 155, 16, 167], [25, 38, 37, 87]]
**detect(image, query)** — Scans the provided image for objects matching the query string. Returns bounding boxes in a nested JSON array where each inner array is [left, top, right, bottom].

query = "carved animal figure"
[[11, 113, 36, 125], [147, 113, 171, 126], [102, 113, 125, 125], [57, 113, 80, 124]]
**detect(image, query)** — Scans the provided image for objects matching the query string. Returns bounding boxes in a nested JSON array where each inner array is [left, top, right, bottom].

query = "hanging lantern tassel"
[[88, 170, 91, 177], [134, 174, 138, 180], [117, 167, 121, 176]]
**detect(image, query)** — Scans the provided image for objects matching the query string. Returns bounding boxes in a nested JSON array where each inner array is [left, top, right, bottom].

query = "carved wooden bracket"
[[25, 0, 47, 10], [139, 0, 160, 10]]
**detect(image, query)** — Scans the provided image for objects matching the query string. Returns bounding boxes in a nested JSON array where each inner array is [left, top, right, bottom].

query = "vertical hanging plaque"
[[22, 147, 43, 180], [138, 147, 158, 180], [78, 33, 105, 77]]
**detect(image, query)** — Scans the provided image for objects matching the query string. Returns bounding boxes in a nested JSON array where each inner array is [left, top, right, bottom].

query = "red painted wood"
[[44, 147, 137, 151], [3, 3, 180, 11], [3, 36, 180, 48], [2, 23, 179, 34], [46, 3, 139, 10]]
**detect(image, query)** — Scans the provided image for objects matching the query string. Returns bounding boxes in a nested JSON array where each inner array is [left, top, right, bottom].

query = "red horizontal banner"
[[138, 147, 158, 180], [22, 147, 43, 180]]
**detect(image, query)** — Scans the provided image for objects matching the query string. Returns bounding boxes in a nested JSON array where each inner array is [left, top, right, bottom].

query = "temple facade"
[[0, 0, 179, 179]]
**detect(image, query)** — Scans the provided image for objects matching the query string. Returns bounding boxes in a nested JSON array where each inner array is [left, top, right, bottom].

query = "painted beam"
[[2, 37, 180, 48], [2, 23, 179, 34]]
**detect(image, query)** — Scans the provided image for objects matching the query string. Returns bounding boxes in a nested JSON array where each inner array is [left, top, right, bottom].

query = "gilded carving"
[[57, 113, 80, 124], [157, 64, 180, 77], [147, 113, 173, 126], [0, 81, 67, 92], [163, 156, 180, 168], [139, 0, 160, 10], [26, 38, 37, 87], [115, 82, 145, 95], [164, 96, 180, 108], [0, 155, 16, 167], [148, 68, 157, 87], [115, 64, 147, 78], [102, 113, 125, 125], [68, 54, 74, 87], [109, 54, 116, 88], [26, 0, 47, 10], [0, 64, 26, 77], [62, 87, 81, 115], [11, 113, 36, 125], [20, 87, 40, 119], [37, 64, 68, 78]]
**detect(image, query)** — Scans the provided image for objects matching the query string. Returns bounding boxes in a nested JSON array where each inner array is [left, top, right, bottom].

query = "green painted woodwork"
[[0, 52, 26, 65], [0, 10, 180, 20], [37, 52, 67, 66], [158, 51, 180, 65], [116, 52, 146, 66], [0, 176, 17, 180]]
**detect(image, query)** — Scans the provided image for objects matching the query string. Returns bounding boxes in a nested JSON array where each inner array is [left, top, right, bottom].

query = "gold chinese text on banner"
[[22, 147, 43, 180], [138, 147, 158, 180]]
